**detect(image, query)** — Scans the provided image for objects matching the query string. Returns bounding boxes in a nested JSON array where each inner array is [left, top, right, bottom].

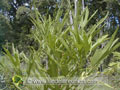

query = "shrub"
[[1, 6, 120, 90]]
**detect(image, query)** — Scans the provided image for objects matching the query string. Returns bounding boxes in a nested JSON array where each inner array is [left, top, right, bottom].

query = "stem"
[[82, 0, 85, 11], [74, 0, 78, 17], [69, 10, 74, 30]]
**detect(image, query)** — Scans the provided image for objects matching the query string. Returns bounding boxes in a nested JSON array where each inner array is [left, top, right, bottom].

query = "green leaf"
[[91, 35, 108, 51]]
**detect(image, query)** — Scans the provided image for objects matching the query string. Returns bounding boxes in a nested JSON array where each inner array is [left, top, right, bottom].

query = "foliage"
[[0, 5, 120, 90], [103, 51, 120, 89], [0, 0, 120, 53], [0, 14, 12, 51], [86, 0, 120, 34], [0, 0, 60, 53]]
